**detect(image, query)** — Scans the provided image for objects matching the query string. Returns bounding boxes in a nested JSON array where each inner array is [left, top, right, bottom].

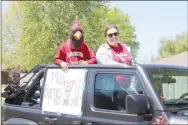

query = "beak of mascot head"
[[73, 31, 82, 40]]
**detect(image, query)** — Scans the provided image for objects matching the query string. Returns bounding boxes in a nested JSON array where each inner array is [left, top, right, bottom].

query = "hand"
[[160, 96, 166, 100], [79, 60, 88, 65], [60, 62, 68, 70]]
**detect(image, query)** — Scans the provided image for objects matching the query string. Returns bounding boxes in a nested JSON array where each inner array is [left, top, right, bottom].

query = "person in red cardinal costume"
[[54, 19, 96, 69]]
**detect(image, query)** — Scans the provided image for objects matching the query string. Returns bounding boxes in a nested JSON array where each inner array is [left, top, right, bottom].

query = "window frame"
[[91, 71, 145, 114], [21, 69, 45, 109]]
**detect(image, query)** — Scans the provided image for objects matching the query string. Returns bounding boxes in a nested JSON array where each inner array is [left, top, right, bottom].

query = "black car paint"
[[1, 64, 188, 125]]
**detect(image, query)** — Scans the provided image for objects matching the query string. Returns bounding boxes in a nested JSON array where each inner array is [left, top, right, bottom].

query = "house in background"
[[151, 51, 188, 99], [1, 65, 20, 85], [152, 51, 188, 67]]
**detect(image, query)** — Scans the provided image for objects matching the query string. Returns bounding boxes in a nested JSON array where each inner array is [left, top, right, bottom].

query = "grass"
[[1, 84, 7, 105], [2, 84, 7, 88], [1, 97, 5, 105]]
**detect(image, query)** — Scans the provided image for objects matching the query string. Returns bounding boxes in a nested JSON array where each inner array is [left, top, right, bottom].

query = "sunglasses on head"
[[107, 32, 119, 38]]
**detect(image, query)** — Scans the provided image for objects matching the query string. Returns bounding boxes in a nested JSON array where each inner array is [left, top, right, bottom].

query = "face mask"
[[72, 39, 82, 47], [71, 30, 83, 47]]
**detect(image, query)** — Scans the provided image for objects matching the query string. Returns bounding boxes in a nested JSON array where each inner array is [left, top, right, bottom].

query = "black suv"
[[1, 64, 188, 124]]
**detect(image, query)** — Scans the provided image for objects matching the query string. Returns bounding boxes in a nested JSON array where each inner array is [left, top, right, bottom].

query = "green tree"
[[2, 1, 139, 71], [156, 32, 188, 60], [79, 6, 139, 57], [2, 1, 21, 70]]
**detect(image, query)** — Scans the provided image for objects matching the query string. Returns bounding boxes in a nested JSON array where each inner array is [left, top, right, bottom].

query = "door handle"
[[44, 117, 57, 124], [72, 120, 81, 125], [86, 122, 98, 125], [86, 123, 93, 125]]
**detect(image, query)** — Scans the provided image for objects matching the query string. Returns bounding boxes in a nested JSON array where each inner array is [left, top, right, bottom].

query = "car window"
[[94, 73, 143, 111], [144, 67, 188, 110], [144, 68, 188, 99], [20, 72, 35, 86]]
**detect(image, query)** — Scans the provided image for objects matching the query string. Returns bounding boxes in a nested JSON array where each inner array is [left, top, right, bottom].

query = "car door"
[[83, 67, 152, 125]]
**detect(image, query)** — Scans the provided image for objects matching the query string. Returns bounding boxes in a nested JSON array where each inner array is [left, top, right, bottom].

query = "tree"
[[81, 6, 139, 58], [2, 1, 22, 70], [2, 1, 139, 71], [156, 32, 188, 60]]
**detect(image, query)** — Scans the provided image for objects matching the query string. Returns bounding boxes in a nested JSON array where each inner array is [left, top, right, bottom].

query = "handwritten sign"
[[42, 69, 87, 115]]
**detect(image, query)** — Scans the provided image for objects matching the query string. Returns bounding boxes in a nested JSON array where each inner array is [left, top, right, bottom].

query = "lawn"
[[2, 97, 5, 105], [1, 84, 7, 105]]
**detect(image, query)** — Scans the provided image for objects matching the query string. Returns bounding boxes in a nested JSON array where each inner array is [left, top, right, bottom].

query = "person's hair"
[[104, 24, 119, 37]]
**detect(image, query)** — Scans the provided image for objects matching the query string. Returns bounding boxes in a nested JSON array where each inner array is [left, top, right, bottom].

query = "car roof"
[[32, 64, 188, 71], [140, 64, 188, 69], [45, 64, 129, 69]]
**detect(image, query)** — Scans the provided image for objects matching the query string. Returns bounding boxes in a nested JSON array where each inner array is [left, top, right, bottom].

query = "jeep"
[[1, 64, 188, 124]]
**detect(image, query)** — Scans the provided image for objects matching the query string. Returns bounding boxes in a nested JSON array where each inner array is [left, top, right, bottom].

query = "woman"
[[96, 24, 138, 110], [96, 24, 134, 67]]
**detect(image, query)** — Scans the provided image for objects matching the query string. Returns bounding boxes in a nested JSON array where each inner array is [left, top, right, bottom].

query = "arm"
[[87, 48, 97, 64], [53, 44, 67, 66]]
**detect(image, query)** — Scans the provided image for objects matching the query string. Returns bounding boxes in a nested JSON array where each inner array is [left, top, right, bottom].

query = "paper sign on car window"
[[42, 69, 87, 115]]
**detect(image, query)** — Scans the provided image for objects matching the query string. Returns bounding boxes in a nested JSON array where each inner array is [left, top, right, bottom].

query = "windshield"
[[143, 66, 188, 109]]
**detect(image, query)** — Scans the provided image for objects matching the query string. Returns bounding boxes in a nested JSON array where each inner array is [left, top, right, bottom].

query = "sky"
[[2, 1, 188, 63], [110, 1, 187, 63]]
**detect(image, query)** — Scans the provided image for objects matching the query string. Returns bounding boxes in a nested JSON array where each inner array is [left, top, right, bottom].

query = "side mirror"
[[126, 94, 148, 115]]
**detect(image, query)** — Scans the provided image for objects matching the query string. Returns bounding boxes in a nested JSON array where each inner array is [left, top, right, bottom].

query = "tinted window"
[[144, 67, 188, 109], [94, 73, 143, 111]]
